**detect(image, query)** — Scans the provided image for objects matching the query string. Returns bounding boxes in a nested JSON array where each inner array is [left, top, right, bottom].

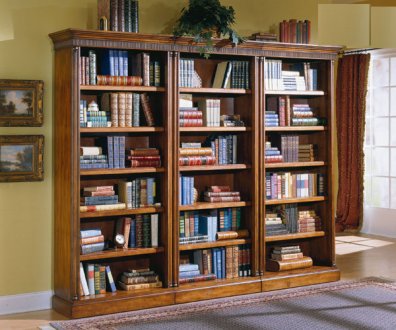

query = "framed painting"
[[0, 79, 44, 126], [0, 135, 44, 182]]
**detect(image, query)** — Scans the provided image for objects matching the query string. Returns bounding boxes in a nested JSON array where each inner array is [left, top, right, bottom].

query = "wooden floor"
[[1, 232, 395, 330]]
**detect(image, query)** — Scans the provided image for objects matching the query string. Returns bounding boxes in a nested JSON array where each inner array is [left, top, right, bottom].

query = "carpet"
[[51, 278, 396, 330]]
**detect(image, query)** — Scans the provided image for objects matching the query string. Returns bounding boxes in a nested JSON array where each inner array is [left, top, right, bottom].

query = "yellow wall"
[[0, 0, 391, 297]]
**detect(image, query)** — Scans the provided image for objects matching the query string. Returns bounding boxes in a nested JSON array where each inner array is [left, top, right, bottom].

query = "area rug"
[[51, 278, 396, 330]]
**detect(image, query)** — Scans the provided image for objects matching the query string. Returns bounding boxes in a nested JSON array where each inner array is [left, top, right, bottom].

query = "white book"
[[151, 213, 159, 247], [80, 146, 102, 156], [79, 262, 89, 296]]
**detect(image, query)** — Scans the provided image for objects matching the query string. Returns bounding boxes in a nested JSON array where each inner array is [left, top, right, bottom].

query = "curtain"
[[335, 54, 370, 232]]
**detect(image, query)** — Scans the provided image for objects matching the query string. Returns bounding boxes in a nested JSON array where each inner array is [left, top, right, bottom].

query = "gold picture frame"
[[0, 135, 44, 182], [0, 79, 44, 126]]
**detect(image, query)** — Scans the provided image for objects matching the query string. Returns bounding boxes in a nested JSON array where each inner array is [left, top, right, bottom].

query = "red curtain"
[[335, 54, 370, 232]]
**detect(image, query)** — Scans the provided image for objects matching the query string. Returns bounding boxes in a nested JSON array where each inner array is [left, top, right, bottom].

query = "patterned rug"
[[51, 278, 396, 329]]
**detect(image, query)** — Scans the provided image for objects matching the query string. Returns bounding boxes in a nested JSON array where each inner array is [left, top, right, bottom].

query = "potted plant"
[[173, 0, 243, 58]]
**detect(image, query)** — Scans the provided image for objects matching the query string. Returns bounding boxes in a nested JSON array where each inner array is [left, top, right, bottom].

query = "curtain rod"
[[341, 48, 377, 55]]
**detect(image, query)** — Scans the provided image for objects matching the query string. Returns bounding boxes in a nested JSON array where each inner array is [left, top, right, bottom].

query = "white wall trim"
[[0, 291, 53, 315]]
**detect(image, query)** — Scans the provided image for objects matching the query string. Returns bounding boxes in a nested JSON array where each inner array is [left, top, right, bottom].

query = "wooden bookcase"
[[50, 29, 341, 318]]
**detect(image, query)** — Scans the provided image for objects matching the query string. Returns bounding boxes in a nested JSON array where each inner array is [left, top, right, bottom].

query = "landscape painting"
[[0, 135, 44, 182], [0, 80, 44, 126]]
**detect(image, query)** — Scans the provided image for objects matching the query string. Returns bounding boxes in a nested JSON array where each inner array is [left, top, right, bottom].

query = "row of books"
[[79, 262, 116, 296], [79, 50, 160, 86], [207, 135, 238, 165], [179, 58, 201, 88], [104, 92, 155, 127], [118, 178, 158, 209], [212, 61, 250, 89], [266, 205, 322, 235], [127, 148, 161, 167], [114, 214, 159, 248], [266, 97, 324, 127], [179, 208, 243, 243], [180, 244, 251, 283], [118, 268, 162, 291], [179, 99, 221, 127], [279, 19, 311, 44], [265, 172, 325, 200], [266, 244, 313, 272], [98, 0, 139, 33], [264, 60, 317, 91]]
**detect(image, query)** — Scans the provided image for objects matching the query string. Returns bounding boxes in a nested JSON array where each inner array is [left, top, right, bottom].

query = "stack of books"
[[179, 263, 217, 284], [298, 144, 317, 162], [248, 32, 278, 42], [126, 148, 161, 167], [179, 144, 216, 166], [118, 268, 162, 291], [179, 106, 203, 127], [266, 245, 313, 271], [80, 228, 105, 255], [265, 212, 289, 236], [265, 141, 283, 163], [220, 114, 245, 127], [203, 186, 241, 203], [282, 70, 306, 91], [80, 146, 109, 169], [80, 100, 111, 128], [265, 111, 280, 127], [298, 210, 322, 233], [292, 103, 320, 126], [80, 185, 125, 213]]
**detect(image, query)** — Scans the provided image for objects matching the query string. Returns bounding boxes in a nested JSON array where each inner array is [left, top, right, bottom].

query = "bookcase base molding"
[[53, 268, 339, 318], [50, 29, 341, 319]]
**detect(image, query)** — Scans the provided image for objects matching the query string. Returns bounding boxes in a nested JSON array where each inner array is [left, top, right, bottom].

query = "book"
[[271, 252, 304, 261], [81, 242, 105, 255], [80, 203, 126, 212], [118, 281, 162, 291], [81, 235, 105, 245], [79, 262, 89, 296], [105, 265, 117, 292], [212, 62, 229, 88], [140, 93, 155, 126], [85, 263, 95, 295], [266, 256, 313, 271]]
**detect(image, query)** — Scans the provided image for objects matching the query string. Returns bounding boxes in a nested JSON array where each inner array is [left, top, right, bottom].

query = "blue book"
[[123, 50, 129, 76], [179, 264, 199, 272], [80, 228, 102, 238], [101, 49, 111, 76], [190, 176, 194, 205], [113, 50, 119, 76], [118, 50, 124, 77], [194, 212, 199, 237], [212, 248, 218, 278], [217, 248, 223, 279], [198, 215, 209, 237], [147, 177, 155, 205], [179, 177, 182, 206], [179, 270, 200, 278], [107, 136, 114, 169], [119, 136, 125, 168], [81, 242, 105, 255], [105, 266, 117, 292], [113, 136, 120, 169], [181, 177, 186, 205], [221, 247, 226, 279], [129, 218, 136, 247]]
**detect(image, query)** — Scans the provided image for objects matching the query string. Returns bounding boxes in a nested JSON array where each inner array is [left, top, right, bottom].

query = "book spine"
[[105, 265, 117, 292]]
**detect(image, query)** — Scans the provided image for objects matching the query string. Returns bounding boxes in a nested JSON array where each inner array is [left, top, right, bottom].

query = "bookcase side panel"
[[53, 47, 80, 302]]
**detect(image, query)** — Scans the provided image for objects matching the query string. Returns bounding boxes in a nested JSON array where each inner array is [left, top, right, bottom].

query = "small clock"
[[114, 234, 125, 248]]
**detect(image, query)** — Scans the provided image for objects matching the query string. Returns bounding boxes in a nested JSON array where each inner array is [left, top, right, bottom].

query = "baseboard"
[[0, 291, 53, 315]]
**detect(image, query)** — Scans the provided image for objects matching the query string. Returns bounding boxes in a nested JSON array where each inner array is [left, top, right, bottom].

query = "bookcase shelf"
[[80, 85, 166, 92], [80, 247, 165, 261], [179, 87, 250, 94], [265, 196, 326, 205], [80, 167, 165, 176], [179, 201, 251, 211], [265, 161, 326, 169], [265, 90, 325, 96], [179, 238, 251, 251], [179, 127, 251, 132], [50, 29, 340, 318], [265, 126, 327, 132], [80, 206, 164, 219], [265, 231, 325, 242], [80, 127, 164, 133], [179, 164, 250, 172]]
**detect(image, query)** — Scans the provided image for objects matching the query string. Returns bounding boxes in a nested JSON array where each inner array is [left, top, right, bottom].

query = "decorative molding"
[[0, 291, 53, 315]]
